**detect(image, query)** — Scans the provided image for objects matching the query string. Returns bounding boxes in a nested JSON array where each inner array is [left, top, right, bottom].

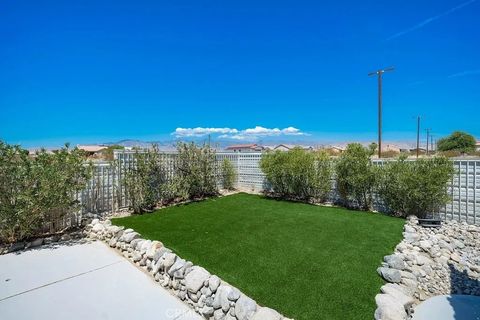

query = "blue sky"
[[1, 0, 479, 147]]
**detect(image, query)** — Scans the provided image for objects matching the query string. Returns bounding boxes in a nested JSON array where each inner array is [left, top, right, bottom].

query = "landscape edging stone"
[[86, 218, 293, 320]]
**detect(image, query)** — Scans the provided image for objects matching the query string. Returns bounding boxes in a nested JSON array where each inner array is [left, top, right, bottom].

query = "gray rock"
[[185, 266, 211, 293], [419, 240, 432, 251], [385, 255, 405, 270], [450, 253, 461, 263], [380, 283, 414, 308], [120, 231, 139, 243], [146, 241, 163, 259], [163, 252, 177, 270], [235, 295, 257, 320], [201, 306, 215, 317], [213, 285, 234, 312], [209, 275, 221, 292], [224, 314, 236, 320], [30, 238, 44, 248], [378, 267, 402, 283], [251, 307, 282, 320], [168, 258, 186, 277], [213, 309, 225, 320], [109, 238, 117, 247], [139, 240, 152, 253], [415, 254, 432, 266], [453, 239, 465, 249], [91, 223, 105, 233], [132, 251, 143, 262], [227, 287, 241, 301], [374, 294, 407, 320], [153, 247, 171, 262], [404, 232, 420, 242]]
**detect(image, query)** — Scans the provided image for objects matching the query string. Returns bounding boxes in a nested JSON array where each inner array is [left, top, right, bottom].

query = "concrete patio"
[[412, 295, 480, 320], [0, 240, 202, 320]]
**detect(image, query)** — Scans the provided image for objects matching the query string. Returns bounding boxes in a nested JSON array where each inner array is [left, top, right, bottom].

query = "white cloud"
[[173, 126, 306, 139]]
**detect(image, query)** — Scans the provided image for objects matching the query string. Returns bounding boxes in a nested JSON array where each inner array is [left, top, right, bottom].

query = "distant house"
[[410, 147, 427, 153], [225, 144, 264, 153], [77, 145, 107, 157], [476, 141, 480, 151], [323, 146, 344, 155], [273, 144, 314, 151], [383, 144, 400, 153]]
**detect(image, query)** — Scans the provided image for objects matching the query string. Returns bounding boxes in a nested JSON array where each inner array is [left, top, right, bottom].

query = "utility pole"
[[416, 116, 421, 159], [425, 128, 431, 156], [368, 66, 395, 158]]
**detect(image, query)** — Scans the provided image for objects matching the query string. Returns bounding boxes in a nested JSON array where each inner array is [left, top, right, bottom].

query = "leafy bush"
[[0, 141, 91, 243], [377, 155, 454, 218], [335, 143, 377, 210], [221, 158, 237, 190], [260, 148, 333, 202], [124, 145, 170, 214], [173, 142, 218, 200], [437, 131, 476, 154]]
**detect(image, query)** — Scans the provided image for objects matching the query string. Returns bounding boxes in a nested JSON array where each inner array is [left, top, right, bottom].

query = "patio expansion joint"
[[0, 260, 124, 302]]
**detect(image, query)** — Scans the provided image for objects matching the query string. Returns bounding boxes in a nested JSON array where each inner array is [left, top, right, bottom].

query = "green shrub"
[[377, 155, 454, 218], [335, 143, 377, 210], [173, 142, 218, 200], [124, 144, 170, 214], [221, 158, 237, 190], [437, 131, 476, 154], [260, 148, 333, 202], [0, 141, 91, 243]]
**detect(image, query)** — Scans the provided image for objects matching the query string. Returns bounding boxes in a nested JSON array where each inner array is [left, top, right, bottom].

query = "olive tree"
[[123, 144, 170, 214], [173, 142, 218, 199], [335, 143, 377, 210], [221, 158, 237, 190], [0, 141, 91, 243], [260, 148, 333, 202], [377, 155, 454, 218]]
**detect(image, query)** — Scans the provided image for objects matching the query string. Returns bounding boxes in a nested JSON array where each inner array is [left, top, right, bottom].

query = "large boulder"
[[185, 266, 211, 293], [162, 252, 177, 270], [213, 285, 234, 312], [91, 223, 105, 233], [378, 267, 402, 283], [384, 255, 405, 270], [235, 295, 257, 320], [146, 241, 163, 259], [120, 231, 140, 243], [380, 284, 414, 309], [374, 294, 407, 320]]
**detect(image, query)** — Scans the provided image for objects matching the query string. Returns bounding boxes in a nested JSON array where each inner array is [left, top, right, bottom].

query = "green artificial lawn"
[[112, 193, 404, 320]]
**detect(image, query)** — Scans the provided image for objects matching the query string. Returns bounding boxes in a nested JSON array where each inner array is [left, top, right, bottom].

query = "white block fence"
[[76, 151, 480, 225]]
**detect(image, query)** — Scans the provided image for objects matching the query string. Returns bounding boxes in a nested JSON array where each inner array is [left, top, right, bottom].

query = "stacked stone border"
[[374, 216, 480, 320], [86, 219, 292, 320]]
